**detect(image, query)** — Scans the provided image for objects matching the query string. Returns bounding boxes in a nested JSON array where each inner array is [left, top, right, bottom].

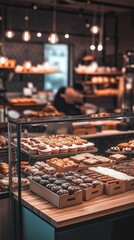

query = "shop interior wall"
[[118, 10, 134, 54], [1, 6, 119, 92]]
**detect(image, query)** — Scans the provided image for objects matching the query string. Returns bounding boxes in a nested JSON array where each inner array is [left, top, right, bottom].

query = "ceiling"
[[0, 0, 133, 14]]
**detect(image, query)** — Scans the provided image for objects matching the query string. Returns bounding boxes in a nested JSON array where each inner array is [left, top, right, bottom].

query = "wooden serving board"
[[13, 190, 134, 228]]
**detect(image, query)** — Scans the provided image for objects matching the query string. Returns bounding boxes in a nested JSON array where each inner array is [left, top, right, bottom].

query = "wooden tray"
[[29, 179, 83, 208], [81, 184, 104, 201], [104, 181, 126, 196], [106, 149, 134, 155]]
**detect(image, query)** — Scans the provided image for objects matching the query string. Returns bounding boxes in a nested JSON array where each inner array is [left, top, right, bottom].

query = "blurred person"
[[53, 86, 85, 115]]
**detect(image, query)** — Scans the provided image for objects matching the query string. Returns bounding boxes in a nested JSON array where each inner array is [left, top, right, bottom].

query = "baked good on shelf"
[[59, 145, 69, 153], [83, 158, 100, 166], [117, 142, 129, 149], [109, 153, 127, 162], [90, 166, 134, 181], [0, 135, 8, 148], [110, 146, 120, 152], [83, 142, 95, 150], [38, 148, 52, 156]]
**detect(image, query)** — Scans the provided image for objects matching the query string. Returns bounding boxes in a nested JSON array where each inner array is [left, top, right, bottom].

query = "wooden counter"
[[13, 190, 134, 228]]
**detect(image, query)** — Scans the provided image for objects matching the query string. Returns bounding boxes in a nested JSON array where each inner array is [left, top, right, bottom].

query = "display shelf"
[[80, 130, 134, 139], [14, 69, 59, 74], [11, 143, 98, 160], [106, 149, 134, 155], [74, 70, 122, 76], [0, 59, 16, 69], [75, 80, 118, 85]]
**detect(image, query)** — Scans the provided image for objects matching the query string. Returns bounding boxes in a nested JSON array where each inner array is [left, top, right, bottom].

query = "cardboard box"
[[104, 181, 125, 196], [125, 179, 134, 191], [30, 179, 83, 208], [82, 184, 104, 201]]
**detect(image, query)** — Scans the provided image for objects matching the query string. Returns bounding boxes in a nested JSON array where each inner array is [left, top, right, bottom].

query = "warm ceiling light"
[[64, 34, 69, 39], [97, 44, 103, 51], [33, 4, 38, 10], [22, 30, 31, 42], [48, 0, 59, 44], [0, 16, 2, 21], [0, 56, 8, 64], [24, 16, 29, 21], [90, 44, 96, 51], [5, 30, 15, 39], [90, 25, 99, 34], [37, 32, 42, 37], [48, 33, 59, 44]]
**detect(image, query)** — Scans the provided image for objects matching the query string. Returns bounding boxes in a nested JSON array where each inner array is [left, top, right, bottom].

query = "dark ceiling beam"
[[0, 2, 100, 17], [90, 0, 133, 9]]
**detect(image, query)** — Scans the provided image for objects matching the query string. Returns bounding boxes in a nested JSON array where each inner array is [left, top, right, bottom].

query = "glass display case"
[[8, 113, 134, 240]]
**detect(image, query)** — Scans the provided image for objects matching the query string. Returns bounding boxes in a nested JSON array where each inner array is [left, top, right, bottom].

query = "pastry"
[[117, 142, 129, 149], [110, 146, 120, 152], [83, 158, 99, 165], [61, 183, 71, 189], [83, 142, 95, 150], [79, 183, 89, 189], [56, 189, 68, 195], [122, 147, 131, 152], [42, 174, 51, 180], [68, 144, 78, 152], [48, 177, 56, 183], [59, 145, 68, 153], [109, 154, 127, 162], [72, 178, 83, 185], [27, 146, 38, 155], [51, 147, 60, 154], [32, 176, 41, 182], [51, 185, 61, 193], [68, 186, 80, 195], [38, 148, 52, 156]]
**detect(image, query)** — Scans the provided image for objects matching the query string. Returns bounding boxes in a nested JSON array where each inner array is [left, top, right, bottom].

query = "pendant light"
[[5, 6, 15, 39], [97, 10, 104, 52], [90, 9, 99, 35], [22, 10, 31, 42], [90, 8, 98, 51], [48, 0, 59, 44]]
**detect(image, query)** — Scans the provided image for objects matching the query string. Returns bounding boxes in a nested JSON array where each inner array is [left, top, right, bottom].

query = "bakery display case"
[[8, 113, 134, 240], [0, 131, 9, 198]]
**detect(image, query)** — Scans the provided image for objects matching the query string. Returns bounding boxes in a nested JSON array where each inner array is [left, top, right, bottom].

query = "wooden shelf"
[[75, 81, 117, 85], [74, 70, 122, 76], [0, 59, 16, 69], [15, 69, 58, 74], [13, 190, 134, 228]]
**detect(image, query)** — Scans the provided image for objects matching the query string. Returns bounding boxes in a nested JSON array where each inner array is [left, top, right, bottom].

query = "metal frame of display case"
[[8, 113, 134, 240]]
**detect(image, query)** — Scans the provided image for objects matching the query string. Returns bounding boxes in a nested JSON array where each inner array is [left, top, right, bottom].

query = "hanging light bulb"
[[97, 44, 103, 51], [37, 32, 42, 38], [64, 33, 69, 39], [48, 33, 59, 44], [5, 30, 15, 39], [22, 8, 31, 42], [48, 0, 59, 44], [22, 30, 31, 42], [90, 9, 99, 35], [90, 44, 96, 51], [97, 10, 104, 52], [90, 25, 99, 34]]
